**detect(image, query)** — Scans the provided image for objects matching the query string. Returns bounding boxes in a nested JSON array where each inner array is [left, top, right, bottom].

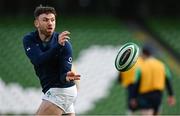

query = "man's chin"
[[46, 31, 53, 36]]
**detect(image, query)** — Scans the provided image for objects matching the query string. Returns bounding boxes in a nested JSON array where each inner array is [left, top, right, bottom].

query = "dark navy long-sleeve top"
[[23, 31, 75, 93]]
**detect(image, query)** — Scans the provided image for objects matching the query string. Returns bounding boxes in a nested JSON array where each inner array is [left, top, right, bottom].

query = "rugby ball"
[[115, 42, 139, 72]]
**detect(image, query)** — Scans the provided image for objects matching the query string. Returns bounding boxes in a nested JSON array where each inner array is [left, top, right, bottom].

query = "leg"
[[141, 109, 154, 116], [126, 110, 134, 116], [63, 103, 76, 116], [153, 106, 161, 116], [36, 99, 64, 115], [126, 85, 138, 115], [69, 113, 75, 116]]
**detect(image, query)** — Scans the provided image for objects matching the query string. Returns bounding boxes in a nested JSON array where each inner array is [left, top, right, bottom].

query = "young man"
[[22, 5, 80, 116], [118, 57, 144, 115], [130, 45, 176, 116]]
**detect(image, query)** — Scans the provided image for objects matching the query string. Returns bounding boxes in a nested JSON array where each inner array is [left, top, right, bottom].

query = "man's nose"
[[47, 20, 53, 25]]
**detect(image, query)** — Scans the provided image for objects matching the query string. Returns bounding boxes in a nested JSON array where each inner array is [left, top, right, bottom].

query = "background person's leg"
[[141, 109, 154, 116]]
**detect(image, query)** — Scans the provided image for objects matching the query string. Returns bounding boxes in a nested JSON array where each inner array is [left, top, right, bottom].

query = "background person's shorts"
[[42, 85, 77, 114], [137, 90, 163, 113]]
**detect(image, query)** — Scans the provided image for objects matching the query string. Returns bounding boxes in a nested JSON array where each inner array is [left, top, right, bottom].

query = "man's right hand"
[[167, 96, 176, 106], [58, 31, 70, 46], [66, 71, 81, 82], [130, 98, 138, 109]]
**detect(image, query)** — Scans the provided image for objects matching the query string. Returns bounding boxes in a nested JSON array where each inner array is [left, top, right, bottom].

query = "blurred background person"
[[130, 44, 176, 116], [118, 56, 144, 115]]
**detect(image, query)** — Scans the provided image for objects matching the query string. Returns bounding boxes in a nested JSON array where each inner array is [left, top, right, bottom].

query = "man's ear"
[[34, 20, 39, 28]]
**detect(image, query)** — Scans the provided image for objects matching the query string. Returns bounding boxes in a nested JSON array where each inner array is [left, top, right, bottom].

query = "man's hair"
[[34, 5, 57, 18], [142, 44, 153, 57]]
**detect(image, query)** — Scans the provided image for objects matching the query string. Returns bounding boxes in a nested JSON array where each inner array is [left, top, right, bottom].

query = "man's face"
[[35, 13, 56, 37]]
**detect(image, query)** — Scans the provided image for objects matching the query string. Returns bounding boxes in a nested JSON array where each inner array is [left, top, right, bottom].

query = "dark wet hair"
[[34, 5, 57, 18], [142, 44, 154, 56]]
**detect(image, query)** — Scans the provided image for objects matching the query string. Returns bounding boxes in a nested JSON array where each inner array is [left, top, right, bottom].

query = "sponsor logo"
[[26, 47, 30, 51], [68, 57, 72, 64]]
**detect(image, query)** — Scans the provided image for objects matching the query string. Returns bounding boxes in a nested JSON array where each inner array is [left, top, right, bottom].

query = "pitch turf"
[[0, 15, 179, 115]]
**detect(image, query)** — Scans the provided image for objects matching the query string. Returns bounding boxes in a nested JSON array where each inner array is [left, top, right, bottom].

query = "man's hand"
[[130, 98, 138, 109], [66, 71, 81, 82], [167, 96, 176, 106], [58, 31, 70, 46]]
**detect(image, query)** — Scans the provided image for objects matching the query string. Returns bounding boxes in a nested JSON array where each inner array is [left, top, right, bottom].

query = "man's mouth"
[[47, 27, 53, 32], [48, 27, 53, 30]]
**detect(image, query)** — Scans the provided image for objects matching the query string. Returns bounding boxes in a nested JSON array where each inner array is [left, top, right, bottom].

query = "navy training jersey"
[[23, 31, 75, 93]]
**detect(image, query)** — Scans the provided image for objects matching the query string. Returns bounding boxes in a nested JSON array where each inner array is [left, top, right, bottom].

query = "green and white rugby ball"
[[115, 42, 139, 72]]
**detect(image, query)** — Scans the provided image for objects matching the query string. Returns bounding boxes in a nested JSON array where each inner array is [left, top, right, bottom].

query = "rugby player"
[[23, 5, 80, 116]]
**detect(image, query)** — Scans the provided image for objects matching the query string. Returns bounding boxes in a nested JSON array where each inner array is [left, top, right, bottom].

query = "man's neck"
[[39, 32, 51, 42]]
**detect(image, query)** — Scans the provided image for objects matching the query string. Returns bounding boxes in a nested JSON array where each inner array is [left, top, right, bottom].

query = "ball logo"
[[115, 42, 139, 72], [119, 49, 131, 65]]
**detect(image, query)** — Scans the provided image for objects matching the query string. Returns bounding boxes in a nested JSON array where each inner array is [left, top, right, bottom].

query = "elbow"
[[30, 57, 42, 66]]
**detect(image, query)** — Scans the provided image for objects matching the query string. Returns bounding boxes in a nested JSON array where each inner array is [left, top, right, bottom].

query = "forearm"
[[32, 44, 61, 65], [166, 78, 174, 96], [24, 41, 62, 65]]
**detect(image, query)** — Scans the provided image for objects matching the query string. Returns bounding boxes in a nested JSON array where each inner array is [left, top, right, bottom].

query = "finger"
[[59, 34, 70, 39], [74, 76, 80, 80], [68, 76, 75, 81], [67, 71, 75, 76], [68, 74, 80, 81], [59, 32, 70, 39], [64, 31, 71, 34], [60, 38, 69, 45], [74, 74, 81, 77], [61, 31, 70, 36], [64, 36, 70, 40], [59, 35, 70, 43], [74, 75, 81, 80], [62, 31, 70, 34]]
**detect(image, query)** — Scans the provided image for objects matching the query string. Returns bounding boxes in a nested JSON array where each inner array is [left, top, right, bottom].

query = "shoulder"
[[50, 32, 59, 42], [150, 57, 165, 69], [53, 32, 59, 36], [65, 40, 72, 48], [62, 40, 72, 53], [23, 31, 36, 43], [154, 58, 164, 66]]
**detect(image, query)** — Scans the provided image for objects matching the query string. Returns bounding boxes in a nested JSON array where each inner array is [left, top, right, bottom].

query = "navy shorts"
[[137, 90, 163, 114]]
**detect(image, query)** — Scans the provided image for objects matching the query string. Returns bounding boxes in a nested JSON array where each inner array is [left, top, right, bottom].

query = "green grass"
[[87, 80, 127, 115], [0, 22, 39, 87], [147, 18, 180, 55], [57, 15, 140, 59], [0, 15, 179, 114], [87, 74, 180, 115], [0, 15, 138, 88]]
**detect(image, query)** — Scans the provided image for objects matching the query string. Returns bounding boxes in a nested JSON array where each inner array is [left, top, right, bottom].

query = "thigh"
[[43, 86, 77, 114], [138, 91, 162, 111], [151, 92, 162, 114], [36, 99, 64, 115]]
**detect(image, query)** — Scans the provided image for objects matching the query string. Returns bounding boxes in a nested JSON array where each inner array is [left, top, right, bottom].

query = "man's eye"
[[51, 19, 55, 22], [43, 19, 48, 22]]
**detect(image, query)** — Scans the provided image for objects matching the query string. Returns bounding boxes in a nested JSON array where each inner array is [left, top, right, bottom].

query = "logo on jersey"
[[67, 57, 72, 64], [26, 47, 31, 51]]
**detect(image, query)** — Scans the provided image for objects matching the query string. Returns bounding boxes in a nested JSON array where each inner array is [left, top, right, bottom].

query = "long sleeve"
[[130, 68, 141, 98], [165, 66, 174, 96], [58, 41, 73, 83], [23, 34, 62, 65]]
